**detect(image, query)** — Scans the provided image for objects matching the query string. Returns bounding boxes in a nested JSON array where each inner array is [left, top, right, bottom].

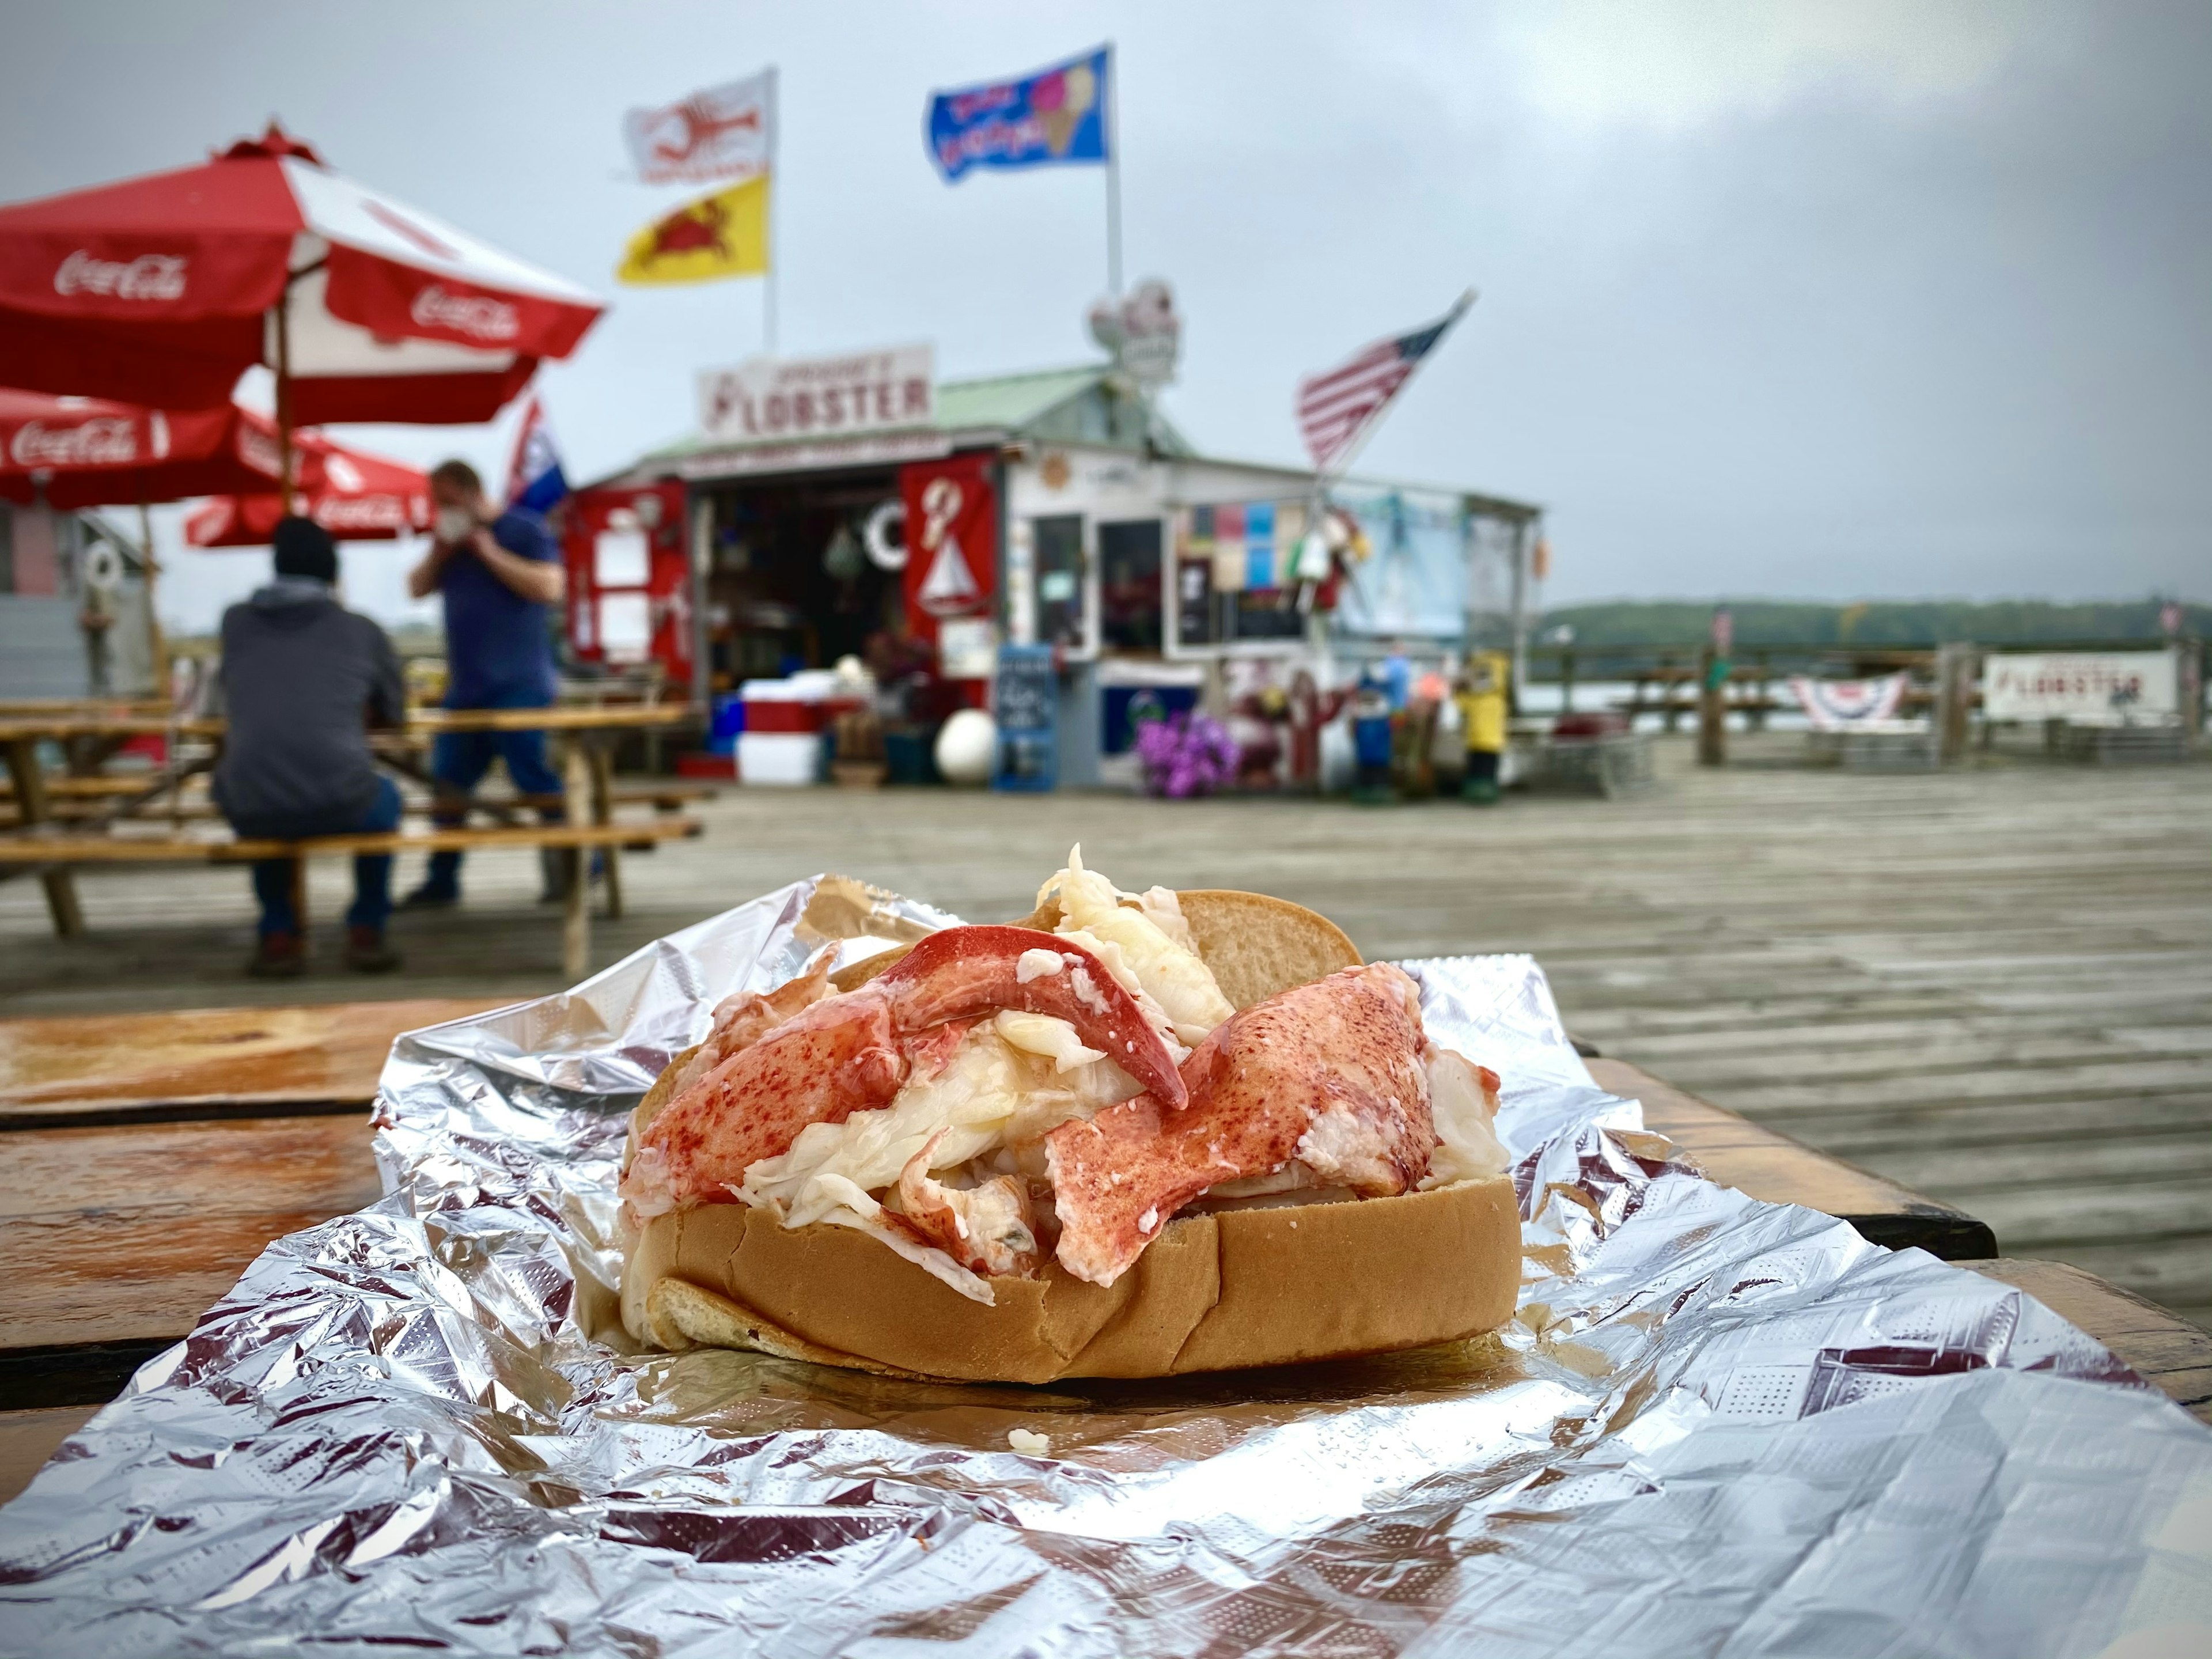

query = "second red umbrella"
[[184, 438, 430, 547], [0, 387, 290, 509]]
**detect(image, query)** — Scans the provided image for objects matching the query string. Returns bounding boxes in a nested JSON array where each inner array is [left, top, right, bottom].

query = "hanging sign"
[[1983, 651, 2179, 722], [1085, 278, 1180, 389], [900, 450, 996, 642], [698, 344, 933, 444]]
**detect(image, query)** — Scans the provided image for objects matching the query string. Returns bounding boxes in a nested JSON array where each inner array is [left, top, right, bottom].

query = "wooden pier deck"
[[3, 733, 2206, 1329]]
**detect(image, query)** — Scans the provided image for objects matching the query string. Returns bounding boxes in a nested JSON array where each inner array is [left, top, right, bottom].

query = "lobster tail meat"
[[659, 950, 838, 1102], [1047, 961, 1440, 1286], [625, 991, 908, 1218]]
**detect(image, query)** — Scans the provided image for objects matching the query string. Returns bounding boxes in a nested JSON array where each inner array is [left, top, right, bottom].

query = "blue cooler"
[[706, 693, 745, 756]]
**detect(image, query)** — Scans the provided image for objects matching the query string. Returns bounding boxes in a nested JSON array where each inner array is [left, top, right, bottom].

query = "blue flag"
[[504, 395, 569, 515], [927, 47, 1110, 183]]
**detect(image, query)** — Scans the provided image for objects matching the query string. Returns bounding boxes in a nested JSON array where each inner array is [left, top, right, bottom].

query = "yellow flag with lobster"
[[617, 176, 770, 285]]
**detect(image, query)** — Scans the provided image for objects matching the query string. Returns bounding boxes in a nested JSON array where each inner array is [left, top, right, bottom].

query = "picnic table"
[[0, 703, 700, 976], [1, 998, 2204, 1508]]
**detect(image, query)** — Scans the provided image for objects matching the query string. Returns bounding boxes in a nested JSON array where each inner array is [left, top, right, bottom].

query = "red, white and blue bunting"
[[1789, 673, 1909, 731]]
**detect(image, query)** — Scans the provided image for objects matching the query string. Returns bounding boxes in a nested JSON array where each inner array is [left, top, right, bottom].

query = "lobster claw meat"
[[623, 925, 1184, 1219], [873, 926, 1185, 1107]]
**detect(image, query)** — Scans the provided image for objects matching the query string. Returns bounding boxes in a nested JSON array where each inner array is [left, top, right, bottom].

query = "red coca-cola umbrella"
[[184, 437, 430, 547], [0, 387, 289, 509], [0, 124, 604, 454]]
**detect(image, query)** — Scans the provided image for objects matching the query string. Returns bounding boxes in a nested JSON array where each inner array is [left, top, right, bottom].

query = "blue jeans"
[[242, 775, 403, 938], [422, 698, 566, 893]]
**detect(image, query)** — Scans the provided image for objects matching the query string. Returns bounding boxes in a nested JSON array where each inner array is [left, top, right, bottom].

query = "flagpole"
[[1104, 43, 1122, 297], [764, 65, 781, 355]]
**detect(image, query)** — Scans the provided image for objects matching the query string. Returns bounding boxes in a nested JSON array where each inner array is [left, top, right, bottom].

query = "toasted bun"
[[626, 1176, 1519, 1383], [624, 888, 1516, 1381], [1172, 889, 1361, 1011]]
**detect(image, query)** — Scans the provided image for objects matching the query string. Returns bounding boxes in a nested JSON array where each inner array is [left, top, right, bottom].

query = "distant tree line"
[[1536, 600, 2210, 649]]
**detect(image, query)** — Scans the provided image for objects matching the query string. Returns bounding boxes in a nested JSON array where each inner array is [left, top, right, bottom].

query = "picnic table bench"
[[0, 779, 719, 826], [2, 704, 701, 976], [0, 820, 699, 979], [1, 998, 2205, 1510]]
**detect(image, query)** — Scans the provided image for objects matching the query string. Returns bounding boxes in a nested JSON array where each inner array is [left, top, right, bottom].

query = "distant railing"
[[1522, 643, 1940, 731], [1519, 638, 2208, 738]]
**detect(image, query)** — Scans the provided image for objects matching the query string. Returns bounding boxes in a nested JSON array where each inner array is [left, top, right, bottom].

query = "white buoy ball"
[[934, 708, 997, 786]]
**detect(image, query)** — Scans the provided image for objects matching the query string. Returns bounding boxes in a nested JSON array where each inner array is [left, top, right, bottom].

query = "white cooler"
[[737, 732, 822, 786]]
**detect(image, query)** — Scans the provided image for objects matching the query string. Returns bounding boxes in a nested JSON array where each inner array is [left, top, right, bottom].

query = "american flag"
[[1295, 291, 1474, 474]]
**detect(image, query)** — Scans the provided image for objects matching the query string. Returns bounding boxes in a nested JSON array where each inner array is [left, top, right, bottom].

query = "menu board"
[[993, 643, 1058, 791]]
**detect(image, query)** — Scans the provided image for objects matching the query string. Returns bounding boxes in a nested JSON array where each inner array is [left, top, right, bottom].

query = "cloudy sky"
[[5, 1, 2206, 630]]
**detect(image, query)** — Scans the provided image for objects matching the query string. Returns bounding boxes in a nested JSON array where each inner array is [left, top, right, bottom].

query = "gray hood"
[[248, 576, 336, 611]]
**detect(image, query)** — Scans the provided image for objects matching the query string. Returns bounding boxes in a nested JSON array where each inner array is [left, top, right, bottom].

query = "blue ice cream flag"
[[927, 47, 1111, 182], [504, 395, 569, 515]]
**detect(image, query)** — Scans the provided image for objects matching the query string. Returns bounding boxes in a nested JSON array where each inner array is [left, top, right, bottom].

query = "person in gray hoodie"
[[212, 517, 406, 978]]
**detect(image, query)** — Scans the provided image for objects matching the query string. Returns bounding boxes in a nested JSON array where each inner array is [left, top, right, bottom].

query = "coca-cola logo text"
[[54, 249, 188, 302], [410, 284, 519, 342], [238, 426, 283, 479], [318, 495, 415, 531], [7, 418, 139, 470]]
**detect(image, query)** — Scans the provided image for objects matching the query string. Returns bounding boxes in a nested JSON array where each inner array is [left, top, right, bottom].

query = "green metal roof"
[[934, 364, 1112, 431], [629, 362, 1192, 471]]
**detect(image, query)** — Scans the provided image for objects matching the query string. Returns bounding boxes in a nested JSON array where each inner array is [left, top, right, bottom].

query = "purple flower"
[[1136, 711, 1240, 798]]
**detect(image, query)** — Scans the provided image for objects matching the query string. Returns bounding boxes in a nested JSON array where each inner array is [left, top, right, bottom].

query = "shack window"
[[1098, 518, 1162, 654], [1031, 514, 1085, 650]]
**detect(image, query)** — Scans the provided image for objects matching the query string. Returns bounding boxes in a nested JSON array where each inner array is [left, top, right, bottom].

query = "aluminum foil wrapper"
[[5, 876, 2211, 1657]]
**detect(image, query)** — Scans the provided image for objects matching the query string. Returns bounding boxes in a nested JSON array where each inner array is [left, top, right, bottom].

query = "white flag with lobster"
[[624, 70, 775, 186]]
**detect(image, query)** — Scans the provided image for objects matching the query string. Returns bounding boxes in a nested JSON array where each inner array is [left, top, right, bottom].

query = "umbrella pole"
[[138, 498, 168, 698], [272, 297, 295, 512]]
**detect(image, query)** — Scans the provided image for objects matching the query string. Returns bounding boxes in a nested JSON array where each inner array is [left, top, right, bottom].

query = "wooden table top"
[[0, 998, 499, 1126], [1589, 1058, 1998, 1259], [0, 999, 2203, 1510]]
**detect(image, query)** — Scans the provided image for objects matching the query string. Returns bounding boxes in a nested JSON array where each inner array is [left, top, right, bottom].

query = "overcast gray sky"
[[5, 0, 2206, 630]]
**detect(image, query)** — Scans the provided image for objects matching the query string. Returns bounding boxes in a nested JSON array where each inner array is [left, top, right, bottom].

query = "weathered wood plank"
[[1703, 1059, 2212, 1115], [2020, 1240, 2212, 1334], [0, 998, 497, 1126], [1707, 1101, 2212, 1162], [1588, 1058, 1997, 1258], [1850, 1131, 2212, 1195], [0, 1115, 382, 1365], [1945, 1181, 2212, 1253], [1961, 1260, 2212, 1424]]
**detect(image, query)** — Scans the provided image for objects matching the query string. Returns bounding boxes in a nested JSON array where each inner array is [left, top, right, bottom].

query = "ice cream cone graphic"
[[1035, 62, 1096, 157]]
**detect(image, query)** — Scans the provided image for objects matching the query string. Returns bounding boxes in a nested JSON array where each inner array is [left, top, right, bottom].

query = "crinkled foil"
[[5, 877, 2210, 1657]]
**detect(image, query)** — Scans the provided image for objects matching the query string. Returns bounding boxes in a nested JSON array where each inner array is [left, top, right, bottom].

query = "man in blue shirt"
[[401, 458, 569, 907]]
